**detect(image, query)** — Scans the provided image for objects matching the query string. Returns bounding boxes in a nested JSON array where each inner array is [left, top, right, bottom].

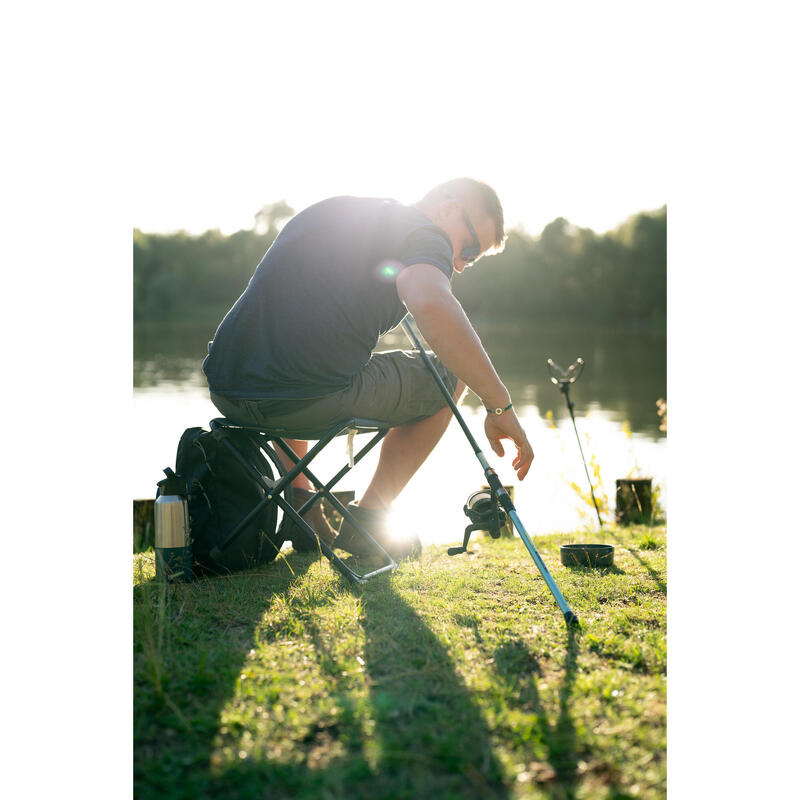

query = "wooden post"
[[615, 478, 653, 525], [133, 499, 155, 552]]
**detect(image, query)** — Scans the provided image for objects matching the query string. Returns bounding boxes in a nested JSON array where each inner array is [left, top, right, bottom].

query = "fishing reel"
[[448, 488, 508, 556]]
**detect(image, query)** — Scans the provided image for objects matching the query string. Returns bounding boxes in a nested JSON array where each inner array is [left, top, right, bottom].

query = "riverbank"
[[134, 524, 666, 799]]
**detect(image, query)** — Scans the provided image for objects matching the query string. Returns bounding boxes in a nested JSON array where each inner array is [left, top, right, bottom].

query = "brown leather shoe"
[[279, 488, 337, 551], [333, 503, 421, 560]]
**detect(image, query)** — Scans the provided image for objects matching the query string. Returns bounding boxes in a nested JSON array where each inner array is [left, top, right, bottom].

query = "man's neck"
[[412, 199, 436, 223]]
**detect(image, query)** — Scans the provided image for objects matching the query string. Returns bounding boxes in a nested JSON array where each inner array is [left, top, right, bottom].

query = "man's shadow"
[[357, 575, 510, 799], [133, 552, 315, 799], [137, 557, 597, 799], [198, 570, 512, 799]]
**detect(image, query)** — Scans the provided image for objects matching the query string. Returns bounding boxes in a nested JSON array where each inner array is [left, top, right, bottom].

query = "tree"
[[254, 201, 294, 237], [134, 205, 666, 328]]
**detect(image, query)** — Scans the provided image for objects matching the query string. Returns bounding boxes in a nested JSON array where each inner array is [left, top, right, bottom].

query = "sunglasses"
[[458, 207, 481, 264]]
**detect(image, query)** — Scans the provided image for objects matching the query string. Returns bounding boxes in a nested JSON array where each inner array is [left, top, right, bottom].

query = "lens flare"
[[374, 260, 403, 282]]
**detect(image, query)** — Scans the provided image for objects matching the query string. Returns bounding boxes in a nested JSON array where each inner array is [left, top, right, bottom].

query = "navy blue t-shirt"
[[202, 196, 454, 398]]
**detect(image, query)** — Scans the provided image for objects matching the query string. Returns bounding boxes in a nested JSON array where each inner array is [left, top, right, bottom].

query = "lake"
[[134, 318, 666, 544]]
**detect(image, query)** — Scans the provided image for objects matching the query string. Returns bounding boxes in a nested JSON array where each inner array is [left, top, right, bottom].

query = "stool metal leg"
[[207, 422, 343, 560], [271, 498, 396, 584], [270, 430, 399, 582], [208, 419, 398, 584], [271, 429, 386, 516]]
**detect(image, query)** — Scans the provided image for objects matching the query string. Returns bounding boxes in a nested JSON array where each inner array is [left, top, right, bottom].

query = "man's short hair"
[[422, 177, 506, 252]]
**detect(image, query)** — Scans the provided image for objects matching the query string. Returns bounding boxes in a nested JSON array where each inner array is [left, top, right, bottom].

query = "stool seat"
[[207, 416, 397, 585], [211, 416, 390, 441]]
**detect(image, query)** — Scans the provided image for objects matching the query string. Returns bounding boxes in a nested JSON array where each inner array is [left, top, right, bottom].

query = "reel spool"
[[448, 489, 508, 556]]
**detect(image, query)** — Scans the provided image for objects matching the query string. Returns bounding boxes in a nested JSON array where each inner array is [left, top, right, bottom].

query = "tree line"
[[134, 203, 665, 329]]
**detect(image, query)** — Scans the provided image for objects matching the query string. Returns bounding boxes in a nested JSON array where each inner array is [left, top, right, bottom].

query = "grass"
[[134, 524, 666, 799]]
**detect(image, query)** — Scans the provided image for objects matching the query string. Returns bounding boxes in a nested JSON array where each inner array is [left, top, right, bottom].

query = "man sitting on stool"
[[202, 178, 533, 559]]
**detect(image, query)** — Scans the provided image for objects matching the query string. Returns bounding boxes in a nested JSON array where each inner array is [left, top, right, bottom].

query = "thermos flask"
[[154, 468, 192, 582]]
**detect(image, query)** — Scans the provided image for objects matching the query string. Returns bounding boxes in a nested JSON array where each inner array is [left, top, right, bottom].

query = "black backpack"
[[172, 426, 287, 576]]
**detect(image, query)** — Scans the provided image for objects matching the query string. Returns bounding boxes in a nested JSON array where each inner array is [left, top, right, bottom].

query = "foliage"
[[133, 202, 294, 324], [134, 524, 666, 799], [133, 205, 666, 328], [656, 399, 667, 433], [545, 410, 610, 527], [545, 409, 666, 528], [636, 532, 661, 551], [619, 410, 667, 525], [648, 485, 666, 527], [254, 200, 294, 237], [453, 208, 666, 327]]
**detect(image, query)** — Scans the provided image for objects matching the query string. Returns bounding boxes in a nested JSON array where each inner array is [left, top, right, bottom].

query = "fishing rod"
[[546, 357, 603, 528], [401, 317, 578, 626]]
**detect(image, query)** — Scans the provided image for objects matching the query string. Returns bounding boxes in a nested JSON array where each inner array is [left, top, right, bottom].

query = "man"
[[202, 178, 533, 558]]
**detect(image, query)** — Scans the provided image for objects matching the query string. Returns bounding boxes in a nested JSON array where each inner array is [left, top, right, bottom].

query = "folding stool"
[[207, 417, 398, 584]]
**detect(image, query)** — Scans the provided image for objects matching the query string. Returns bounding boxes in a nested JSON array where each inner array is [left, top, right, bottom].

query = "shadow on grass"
[[359, 578, 510, 799], [193, 574, 510, 800], [602, 528, 666, 593], [133, 553, 315, 799], [135, 554, 598, 799], [491, 625, 582, 798]]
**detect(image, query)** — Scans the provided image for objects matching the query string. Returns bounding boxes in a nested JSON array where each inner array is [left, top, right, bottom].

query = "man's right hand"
[[484, 410, 534, 480]]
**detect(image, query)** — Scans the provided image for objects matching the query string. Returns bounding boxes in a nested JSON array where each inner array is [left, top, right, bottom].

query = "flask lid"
[[157, 467, 187, 496]]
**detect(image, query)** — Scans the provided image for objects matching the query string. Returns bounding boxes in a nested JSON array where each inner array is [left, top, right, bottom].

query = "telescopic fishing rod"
[[546, 358, 603, 528], [401, 317, 578, 627]]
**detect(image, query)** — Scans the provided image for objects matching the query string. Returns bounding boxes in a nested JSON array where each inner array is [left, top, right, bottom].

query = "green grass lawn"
[[134, 524, 666, 799]]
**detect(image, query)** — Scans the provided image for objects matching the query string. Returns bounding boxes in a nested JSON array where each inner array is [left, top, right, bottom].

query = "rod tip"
[[564, 610, 579, 626]]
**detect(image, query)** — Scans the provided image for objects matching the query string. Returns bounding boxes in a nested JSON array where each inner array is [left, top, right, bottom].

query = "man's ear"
[[434, 197, 459, 225]]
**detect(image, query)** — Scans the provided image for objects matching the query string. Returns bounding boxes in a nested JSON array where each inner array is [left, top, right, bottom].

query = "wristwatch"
[[486, 402, 513, 415]]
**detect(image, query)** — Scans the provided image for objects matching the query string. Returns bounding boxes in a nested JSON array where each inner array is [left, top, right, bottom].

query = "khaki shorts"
[[210, 349, 458, 436]]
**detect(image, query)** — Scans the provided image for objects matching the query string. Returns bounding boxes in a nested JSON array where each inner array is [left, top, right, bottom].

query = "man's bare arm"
[[396, 263, 534, 479], [396, 264, 509, 407]]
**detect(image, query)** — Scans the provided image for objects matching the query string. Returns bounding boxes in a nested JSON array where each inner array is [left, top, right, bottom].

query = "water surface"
[[134, 319, 666, 542]]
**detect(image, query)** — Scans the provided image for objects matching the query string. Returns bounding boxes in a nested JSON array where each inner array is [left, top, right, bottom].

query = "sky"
[[130, 2, 667, 237]]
